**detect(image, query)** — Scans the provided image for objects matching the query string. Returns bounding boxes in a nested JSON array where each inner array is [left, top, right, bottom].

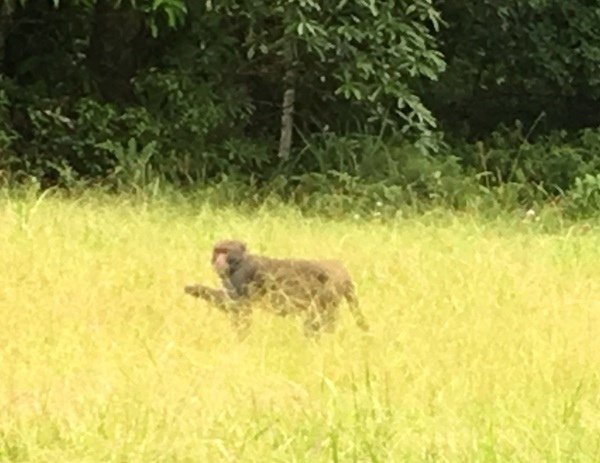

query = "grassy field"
[[0, 191, 599, 462]]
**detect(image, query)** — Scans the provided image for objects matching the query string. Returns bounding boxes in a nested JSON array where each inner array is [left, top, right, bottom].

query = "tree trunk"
[[0, 0, 14, 74], [277, 67, 296, 160], [278, 29, 296, 161]]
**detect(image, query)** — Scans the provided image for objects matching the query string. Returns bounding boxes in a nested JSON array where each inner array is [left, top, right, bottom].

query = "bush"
[[293, 133, 479, 209], [451, 125, 600, 202], [10, 97, 156, 186], [5, 68, 264, 187], [564, 173, 600, 218]]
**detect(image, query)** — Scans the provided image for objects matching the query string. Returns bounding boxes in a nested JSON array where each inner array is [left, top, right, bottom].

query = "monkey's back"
[[247, 255, 354, 313]]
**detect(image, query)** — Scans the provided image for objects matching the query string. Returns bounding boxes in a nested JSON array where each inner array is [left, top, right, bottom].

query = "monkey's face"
[[212, 240, 247, 277]]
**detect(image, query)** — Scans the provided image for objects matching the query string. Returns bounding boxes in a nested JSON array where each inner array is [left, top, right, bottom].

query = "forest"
[[1, 0, 600, 216]]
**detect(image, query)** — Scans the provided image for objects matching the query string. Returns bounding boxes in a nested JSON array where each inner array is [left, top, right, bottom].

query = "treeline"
[[1, 0, 600, 216]]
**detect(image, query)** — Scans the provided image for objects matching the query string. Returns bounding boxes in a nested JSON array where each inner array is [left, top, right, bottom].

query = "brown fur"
[[184, 239, 369, 337]]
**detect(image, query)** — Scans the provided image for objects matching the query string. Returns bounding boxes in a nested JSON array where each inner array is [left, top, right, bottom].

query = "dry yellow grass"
[[0, 192, 599, 462]]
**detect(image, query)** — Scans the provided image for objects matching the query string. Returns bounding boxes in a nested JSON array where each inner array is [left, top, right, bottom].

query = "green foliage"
[[3, 0, 600, 217], [131, 68, 269, 181], [98, 137, 160, 192], [0, 78, 18, 167], [565, 174, 600, 219], [4, 70, 263, 186], [218, 134, 479, 217], [17, 0, 188, 35], [453, 125, 600, 201], [297, 133, 470, 202], [13, 97, 155, 185], [139, 0, 188, 36], [208, 0, 445, 148]]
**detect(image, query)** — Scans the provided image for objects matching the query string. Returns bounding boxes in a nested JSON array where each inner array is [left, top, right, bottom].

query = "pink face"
[[211, 240, 247, 276], [212, 249, 229, 274]]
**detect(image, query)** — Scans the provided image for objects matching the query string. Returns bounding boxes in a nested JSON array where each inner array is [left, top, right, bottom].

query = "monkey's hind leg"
[[320, 304, 338, 334], [302, 304, 329, 339], [345, 287, 369, 331]]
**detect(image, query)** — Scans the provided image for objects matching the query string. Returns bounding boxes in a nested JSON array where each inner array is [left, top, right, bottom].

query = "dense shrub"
[[451, 126, 600, 202], [564, 174, 600, 218]]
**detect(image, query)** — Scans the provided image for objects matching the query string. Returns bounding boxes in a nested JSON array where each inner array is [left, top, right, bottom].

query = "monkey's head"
[[212, 239, 247, 276]]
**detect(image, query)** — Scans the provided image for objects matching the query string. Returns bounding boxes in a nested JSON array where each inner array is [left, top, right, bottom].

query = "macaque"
[[185, 239, 369, 337]]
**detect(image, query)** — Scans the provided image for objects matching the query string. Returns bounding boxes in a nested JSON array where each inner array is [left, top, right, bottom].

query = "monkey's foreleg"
[[230, 302, 253, 340], [184, 283, 232, 313]]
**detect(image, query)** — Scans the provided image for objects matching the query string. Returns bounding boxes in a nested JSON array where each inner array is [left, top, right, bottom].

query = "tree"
[[206, 0, 446, 156]]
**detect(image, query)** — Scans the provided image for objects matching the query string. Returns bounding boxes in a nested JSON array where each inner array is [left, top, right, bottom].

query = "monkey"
[[184, 239, 369, 338]]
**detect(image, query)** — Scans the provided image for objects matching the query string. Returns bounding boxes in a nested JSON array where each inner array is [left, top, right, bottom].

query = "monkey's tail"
[[345, 286, 369, 331]]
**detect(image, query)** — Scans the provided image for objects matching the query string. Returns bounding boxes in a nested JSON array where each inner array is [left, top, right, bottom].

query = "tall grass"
[[0, 190, 599, 462]]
